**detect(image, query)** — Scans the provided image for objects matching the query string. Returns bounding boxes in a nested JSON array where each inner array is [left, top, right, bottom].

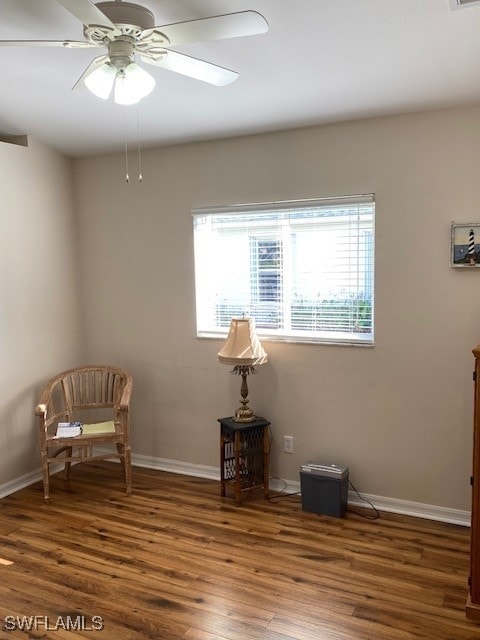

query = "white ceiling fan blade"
[[144, 11, 268, 47], [141, 50, 238, 86], [71, 54, 109, 90], [0, 40, 98, 48], [55, 0, 119, 32]]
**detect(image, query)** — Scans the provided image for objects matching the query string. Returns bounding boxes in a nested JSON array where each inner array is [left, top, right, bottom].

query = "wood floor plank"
[[1, 462, 479, 639], [182, 628, 231, 640], [267, 611, 416, 640]]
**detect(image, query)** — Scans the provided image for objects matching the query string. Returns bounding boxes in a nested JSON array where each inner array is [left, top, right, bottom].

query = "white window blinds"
[[193, 194, 375, 345]]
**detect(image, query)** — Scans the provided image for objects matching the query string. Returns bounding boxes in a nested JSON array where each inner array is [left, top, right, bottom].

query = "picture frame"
[[451, 223, 480, 268]]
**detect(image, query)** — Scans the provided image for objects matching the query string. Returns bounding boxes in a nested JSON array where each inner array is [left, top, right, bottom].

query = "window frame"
[[192, 194, 375, 347]]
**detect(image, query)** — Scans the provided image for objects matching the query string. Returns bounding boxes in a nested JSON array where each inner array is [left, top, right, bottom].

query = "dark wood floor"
[[0, 462, 479, 639]]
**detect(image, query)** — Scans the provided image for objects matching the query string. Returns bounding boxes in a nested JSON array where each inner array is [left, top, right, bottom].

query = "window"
[[193, 194, 375, 345]]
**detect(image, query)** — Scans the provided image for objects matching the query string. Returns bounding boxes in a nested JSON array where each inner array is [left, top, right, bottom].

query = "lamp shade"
[[218, 318, 268, 366], [84, 60, 155, 105], [84, 62, 117, 100], [114, 62, 156, 105]]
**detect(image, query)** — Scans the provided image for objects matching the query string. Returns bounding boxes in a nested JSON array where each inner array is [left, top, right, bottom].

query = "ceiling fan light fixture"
[[0, 3, 269, 103], [114, 62, 155, 105], [84, 62, 116, 99]]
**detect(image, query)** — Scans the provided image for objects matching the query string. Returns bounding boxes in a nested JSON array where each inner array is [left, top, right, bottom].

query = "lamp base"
[[232, 407, 257, 423], [231, 365, 258, 423]]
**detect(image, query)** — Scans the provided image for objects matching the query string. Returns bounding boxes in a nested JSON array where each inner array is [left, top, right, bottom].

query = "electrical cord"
[[267, 490, 302, 503], [265, 435, 378, 518], [347, 479, 380, 520], [267, 474, 379, 519], [266, 429, 303, 502], [267, 477, 302, 502]]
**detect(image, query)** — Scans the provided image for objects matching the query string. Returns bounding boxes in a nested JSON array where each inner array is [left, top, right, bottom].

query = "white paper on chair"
[[55, 422, 82, 438]]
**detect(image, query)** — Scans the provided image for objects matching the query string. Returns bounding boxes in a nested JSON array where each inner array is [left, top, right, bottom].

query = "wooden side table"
[[218, 416, 270, 505]]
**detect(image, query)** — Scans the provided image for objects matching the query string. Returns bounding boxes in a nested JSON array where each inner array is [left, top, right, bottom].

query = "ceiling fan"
[[0, 0, 269, 105]]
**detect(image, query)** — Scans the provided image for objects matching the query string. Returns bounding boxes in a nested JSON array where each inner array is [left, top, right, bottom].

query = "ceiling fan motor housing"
[[97, 2, 155, 30], [84, 2, 156, 43], [108, 38, 135, 69]]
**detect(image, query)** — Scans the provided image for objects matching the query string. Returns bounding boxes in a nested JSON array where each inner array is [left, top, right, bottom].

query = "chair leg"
[[64, 446, 73, 480], [125, 447, 132, 495], [41, 455, 50, 502], [116, 443, 127, 480]]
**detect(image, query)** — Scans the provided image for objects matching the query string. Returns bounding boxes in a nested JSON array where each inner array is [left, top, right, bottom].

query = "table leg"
[[263, 425, 270, 500], [234, 431, 242, 505], [220, 430, 226, 497]]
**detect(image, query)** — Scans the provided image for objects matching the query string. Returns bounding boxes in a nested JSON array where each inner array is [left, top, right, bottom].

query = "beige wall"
[[0, 138, 83, 484], [73, 106, 480, 511]]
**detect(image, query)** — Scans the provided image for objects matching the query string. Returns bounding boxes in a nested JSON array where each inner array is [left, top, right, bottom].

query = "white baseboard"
[[0, 463, 64, 500], [131, 453, 470, 527], [132, 453, 221, 480], [347, 492, 470, 527], [0, 452, 471, 527]]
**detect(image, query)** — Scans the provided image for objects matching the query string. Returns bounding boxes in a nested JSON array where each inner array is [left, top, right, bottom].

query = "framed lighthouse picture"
[[451, 223, 480, 267]]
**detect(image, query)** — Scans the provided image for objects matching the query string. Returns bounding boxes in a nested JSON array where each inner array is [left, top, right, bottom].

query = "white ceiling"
[[1, 0, 480, 158]]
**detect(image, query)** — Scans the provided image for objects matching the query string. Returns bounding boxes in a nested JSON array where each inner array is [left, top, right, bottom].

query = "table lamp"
[[218, 317, 268, 422]]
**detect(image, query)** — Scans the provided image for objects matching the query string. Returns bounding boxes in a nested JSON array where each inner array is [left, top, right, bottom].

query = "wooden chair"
[[35, 365, 133, 502]]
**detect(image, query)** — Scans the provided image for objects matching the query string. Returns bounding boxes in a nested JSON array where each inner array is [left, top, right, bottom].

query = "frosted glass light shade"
[[218, 318, 268, 366], [114, 63, 155, 105], [84, 61, 155, 105], [84, 63, 116, 100]]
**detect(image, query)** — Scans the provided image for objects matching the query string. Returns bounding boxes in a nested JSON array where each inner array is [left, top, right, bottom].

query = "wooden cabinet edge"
[[467, 596, 480, 621]]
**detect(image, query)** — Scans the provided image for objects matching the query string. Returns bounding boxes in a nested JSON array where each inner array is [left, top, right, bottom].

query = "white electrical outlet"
[[283, 435, 294, 454]]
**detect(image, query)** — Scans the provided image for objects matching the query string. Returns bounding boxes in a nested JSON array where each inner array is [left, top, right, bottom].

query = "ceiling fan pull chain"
[[123, 106, 130, 183], [136, 105, 143, 183]]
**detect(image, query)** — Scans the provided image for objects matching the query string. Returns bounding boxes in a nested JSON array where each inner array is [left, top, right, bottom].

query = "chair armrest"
[[36, 373, 60, 415], [35, 403, 47, 417], [118, 375, 133, 412]]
